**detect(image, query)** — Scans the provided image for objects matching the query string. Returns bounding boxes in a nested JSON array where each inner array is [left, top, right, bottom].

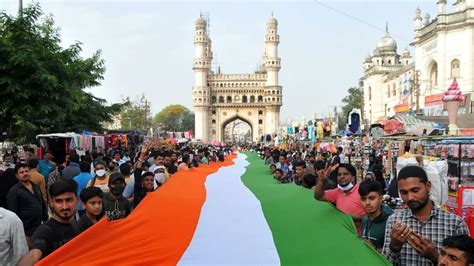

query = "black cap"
[[109, 172, 125, 185]]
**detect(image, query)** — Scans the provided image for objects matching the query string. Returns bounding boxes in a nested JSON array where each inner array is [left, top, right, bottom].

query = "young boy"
[[358, 179, 393, 251], [78, 187, 103, 232], [102, 172, 130, 221]]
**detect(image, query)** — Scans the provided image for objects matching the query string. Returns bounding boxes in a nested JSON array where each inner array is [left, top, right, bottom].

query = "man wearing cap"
[[382, 165, 469, 265], [102, 172, 130, 221]]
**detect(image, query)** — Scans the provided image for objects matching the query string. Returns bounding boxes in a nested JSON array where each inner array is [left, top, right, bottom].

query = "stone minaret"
[[263, 15, 282, 136], [193, 15, 211, 141]]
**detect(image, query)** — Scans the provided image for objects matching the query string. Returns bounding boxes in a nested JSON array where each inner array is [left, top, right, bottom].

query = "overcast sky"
[[2, 0, 441, 123]]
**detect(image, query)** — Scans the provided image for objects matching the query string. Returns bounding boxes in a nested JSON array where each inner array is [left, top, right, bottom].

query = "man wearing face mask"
[[314, 163, 366, 236], [87, 161, 110, 193], [153, 166, 167, 189], [102, 172, 130, 221]]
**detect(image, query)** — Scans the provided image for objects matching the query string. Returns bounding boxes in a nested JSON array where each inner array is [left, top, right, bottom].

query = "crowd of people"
[[0, 139, 231, 266], [255, 144, 474, 265]]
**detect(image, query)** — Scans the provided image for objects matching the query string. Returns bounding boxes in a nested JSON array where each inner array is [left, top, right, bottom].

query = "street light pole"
[[19, 0, 23, 16]]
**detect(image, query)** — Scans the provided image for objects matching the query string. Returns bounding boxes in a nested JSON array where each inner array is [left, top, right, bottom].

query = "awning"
[[392, 115, 440, 136], [393, 115, 437, 127], [35, 133, 77, 139]]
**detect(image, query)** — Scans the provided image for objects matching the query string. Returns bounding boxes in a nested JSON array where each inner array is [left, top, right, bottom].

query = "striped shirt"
[[382, 205, 469, 265]]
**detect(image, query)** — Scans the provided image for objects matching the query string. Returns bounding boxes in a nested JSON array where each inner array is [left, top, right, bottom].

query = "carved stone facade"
[[192, 15, 282, 142], [361, 1, 474, 125]]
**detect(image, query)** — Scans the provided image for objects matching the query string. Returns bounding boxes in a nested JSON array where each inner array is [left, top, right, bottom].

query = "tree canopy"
[[0, 4, 122, 143], [119, 94, 151, 131], [152, 105, 194, 132]]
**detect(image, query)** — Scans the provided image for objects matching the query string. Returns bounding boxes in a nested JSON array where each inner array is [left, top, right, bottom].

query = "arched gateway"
[[192, 15, 283, 142]]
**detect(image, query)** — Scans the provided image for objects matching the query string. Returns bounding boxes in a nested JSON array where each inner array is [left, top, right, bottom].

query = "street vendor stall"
[[36, 133, 106, 164]]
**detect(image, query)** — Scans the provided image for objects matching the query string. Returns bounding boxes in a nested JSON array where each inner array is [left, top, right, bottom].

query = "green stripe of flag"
[[241, 152, 391, 265]]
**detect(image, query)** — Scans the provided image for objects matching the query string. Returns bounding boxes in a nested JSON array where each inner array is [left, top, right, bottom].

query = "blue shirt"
[[38, 160, 54, 184], [73, 172, 93, 211]]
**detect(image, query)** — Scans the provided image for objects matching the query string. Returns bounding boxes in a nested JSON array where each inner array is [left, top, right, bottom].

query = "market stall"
[[36, 133, 106, 164]]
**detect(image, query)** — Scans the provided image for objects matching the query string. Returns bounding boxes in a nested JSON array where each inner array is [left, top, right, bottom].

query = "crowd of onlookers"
[[254, 144, 474, 266], [0, 139, 231, 265]]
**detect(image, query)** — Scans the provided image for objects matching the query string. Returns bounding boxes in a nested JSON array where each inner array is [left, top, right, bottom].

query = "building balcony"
[[208, 73, 267, 81]]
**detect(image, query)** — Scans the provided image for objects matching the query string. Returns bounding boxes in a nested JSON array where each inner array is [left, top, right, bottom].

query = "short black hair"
[[119, 163, 131, 176], [337, 163, 356, 177], [314, 160, 326, 171], [154, 152, 165, 160], [358, 179, 383, 197], [442, 234, 474, 263], [142, 171, 154, 183], [49, 179, 78, 198], [303, 174, 316, 188], [295, 160, 306, 168], [274, 169, 283, 174], [70, 154, 80, 163], [80, 186, 103, 203], [80, 162, 91, 173], [15, 163, 29, 174], [94, 160, 106, 168], [397, 165, 428, 184], [28, 158, 39, 169]]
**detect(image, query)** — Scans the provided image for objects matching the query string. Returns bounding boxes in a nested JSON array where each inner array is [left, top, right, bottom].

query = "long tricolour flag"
[[37, 152, 389, 265]]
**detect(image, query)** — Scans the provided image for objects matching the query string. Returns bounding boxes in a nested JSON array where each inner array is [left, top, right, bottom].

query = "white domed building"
[[361, 1, 474, 126], [361, 28, 414, 125], [412, 0, 474, 117]]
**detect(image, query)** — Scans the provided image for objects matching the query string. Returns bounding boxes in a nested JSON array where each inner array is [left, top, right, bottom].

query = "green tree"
[[338, 87, 363, 130], [153, 105, 195, 132], [0, 4, 122, 143], [119, 94, 151, 131]]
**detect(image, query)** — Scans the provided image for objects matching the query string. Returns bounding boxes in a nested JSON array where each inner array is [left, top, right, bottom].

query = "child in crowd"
[[78, 187, 103, 232]]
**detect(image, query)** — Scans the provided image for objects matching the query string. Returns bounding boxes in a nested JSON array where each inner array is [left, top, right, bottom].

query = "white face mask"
[[96, 169, 106, 177], [338, 182, 354, 192], [155, 173, 166, 184]]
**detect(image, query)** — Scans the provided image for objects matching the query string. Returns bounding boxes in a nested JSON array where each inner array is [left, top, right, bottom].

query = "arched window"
[[226, 96, 232, 103], [234, 95, 240, 102], [387, 86, 391, 97], [242, 96, 248, 103], [368, 86, 372, 101], [258, 95, 263, 103], [430, 61, 438, 89], [211, 96, 216, 103], [392, 83, 396, 97], [219, 96, 224, 103], [250, 95, 255, 103], [212, 119, 216, 124], [451, 59, 460, 78]]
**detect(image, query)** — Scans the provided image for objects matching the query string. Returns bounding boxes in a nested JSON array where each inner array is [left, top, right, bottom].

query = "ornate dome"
[[195, 16, 206, 28], [377, 32, 397, 52], [364, 54, 372, 63], [268, 16, 278, 25], [402, 47, 411, 58]]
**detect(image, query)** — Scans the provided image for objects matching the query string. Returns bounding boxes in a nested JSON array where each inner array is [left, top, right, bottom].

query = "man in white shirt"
[[0, 207, 28, 266]]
